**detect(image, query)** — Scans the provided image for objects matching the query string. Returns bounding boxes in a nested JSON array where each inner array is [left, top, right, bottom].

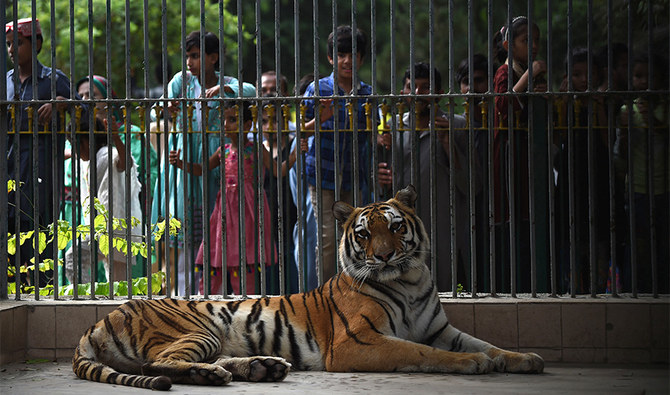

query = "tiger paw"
[[494, 351, 544, 374], [247, 357, 291, 382], [189, 365, 233, 386]]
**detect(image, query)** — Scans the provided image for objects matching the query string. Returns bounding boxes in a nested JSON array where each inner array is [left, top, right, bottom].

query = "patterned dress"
[[196, 141, 274, 295]]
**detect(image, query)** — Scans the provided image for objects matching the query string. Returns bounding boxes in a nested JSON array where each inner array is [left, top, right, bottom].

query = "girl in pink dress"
[[169, 83, 301, 295]]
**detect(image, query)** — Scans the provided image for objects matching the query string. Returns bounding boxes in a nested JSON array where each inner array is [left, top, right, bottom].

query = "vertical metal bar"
[[49, 0, 60, 299], [68, 0, 77, 299], [448, 0, 456, 296], [124, 0, 133, 299], [587, 0, 597, 298], [626, 0, 637, 298], [331, 0, 341, 275], [428, 0, 437, 290], [142, 0, 152, 299], [105, 0, 114, 299], [293, 0, 304, 293], [197, 0, 208, 300], [506, 3, 516, 298], [409, 0, 417, 189], [0, 0, 7, 301], [369, 0, 378, 197], [29, 0, 39, 300], [255, 0, 264, 296], [217, 0, 227, 297], [236, 0, 247, 296], [175, 0, 188, 299], [160, 0, 171, 298], [487, 0, 496, 297], [9, 2, 20, 301], [567, 0, 576, 298], [351, 0, 360, 210], [313, 0, 323, 285], [646, 1, 657, 298], [546, 0, 557, 297], [606, 0, 618, 298], [527, 1, 537, 298], [389, 0, 397, 195], [467, 0, 477, 297], [274, 0, 284, 296]]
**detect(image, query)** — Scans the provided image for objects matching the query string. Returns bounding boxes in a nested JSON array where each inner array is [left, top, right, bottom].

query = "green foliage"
[[6, 182, 180, 297], [5, 0, 246, 97]]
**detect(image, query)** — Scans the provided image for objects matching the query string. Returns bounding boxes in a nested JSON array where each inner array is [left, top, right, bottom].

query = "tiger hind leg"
[[141, 336, 233, 386], [214, 356, 292, 382]]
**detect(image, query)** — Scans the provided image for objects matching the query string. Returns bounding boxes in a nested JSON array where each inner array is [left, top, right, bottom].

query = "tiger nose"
[[374, 249, 394, 262]]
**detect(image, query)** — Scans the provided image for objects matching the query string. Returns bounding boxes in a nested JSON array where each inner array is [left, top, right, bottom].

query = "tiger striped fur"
[[72, 185, 543, 390]]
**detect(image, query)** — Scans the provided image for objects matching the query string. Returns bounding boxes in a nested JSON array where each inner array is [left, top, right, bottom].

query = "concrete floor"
[[0, 359, 668, 395]]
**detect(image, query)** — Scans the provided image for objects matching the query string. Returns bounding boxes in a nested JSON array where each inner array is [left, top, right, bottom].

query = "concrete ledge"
[[2, 296, 668, 366]]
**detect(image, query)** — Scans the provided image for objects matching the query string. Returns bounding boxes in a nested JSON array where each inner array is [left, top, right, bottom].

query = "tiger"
[[72, 185, 544, 390]]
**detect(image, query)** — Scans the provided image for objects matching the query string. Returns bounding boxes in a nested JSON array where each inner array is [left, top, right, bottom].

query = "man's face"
[[6, 32, 34, 69], [328, 52, 363, 81], [401, 77, 435, 114], [459, 70, 488, 94], [261, 75, 278, 96]]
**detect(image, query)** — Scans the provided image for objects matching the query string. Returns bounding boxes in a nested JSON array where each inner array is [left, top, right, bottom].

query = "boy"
[[6, 18, 81, 279], [302, 25, 374, 282], [377, 63, 481, 292]]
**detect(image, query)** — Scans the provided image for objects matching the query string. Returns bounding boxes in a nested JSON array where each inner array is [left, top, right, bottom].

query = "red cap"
[[5, 18, 42, 37]]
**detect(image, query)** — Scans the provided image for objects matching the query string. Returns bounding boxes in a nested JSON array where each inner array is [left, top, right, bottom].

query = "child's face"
[[632, 62, 648, 91], [6, 33, 34, 69], [328, 51, 363, 81], [186, 46, 217, 78], [223, 107, 252, 139], [459, 70, 488, 94], [508, 25, 540, 65], [570, 62, 589, 92]]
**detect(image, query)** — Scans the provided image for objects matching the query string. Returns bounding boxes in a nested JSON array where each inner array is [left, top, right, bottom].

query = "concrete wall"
[[1, 297, 668, 366]]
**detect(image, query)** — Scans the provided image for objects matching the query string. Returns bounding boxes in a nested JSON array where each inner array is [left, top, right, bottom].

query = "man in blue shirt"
[[6, 18, 80, 278], [302, 25, 374, 282]]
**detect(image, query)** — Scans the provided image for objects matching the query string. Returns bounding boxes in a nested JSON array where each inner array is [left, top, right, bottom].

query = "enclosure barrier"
[[1, 1, 668, 304]]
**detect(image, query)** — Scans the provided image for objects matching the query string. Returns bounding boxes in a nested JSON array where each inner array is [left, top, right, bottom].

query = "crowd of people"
[[6, 16, 668, 296]]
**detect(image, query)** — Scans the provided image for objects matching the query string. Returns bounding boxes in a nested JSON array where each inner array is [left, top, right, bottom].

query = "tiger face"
[[334, 185, 429, 283]]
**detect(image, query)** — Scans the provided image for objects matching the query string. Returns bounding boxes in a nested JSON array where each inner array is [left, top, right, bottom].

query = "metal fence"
[[1, 1, 668, 301]]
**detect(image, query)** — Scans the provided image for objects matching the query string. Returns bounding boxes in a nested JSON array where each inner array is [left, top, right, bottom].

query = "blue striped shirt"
[[303, 73, 373, 191]]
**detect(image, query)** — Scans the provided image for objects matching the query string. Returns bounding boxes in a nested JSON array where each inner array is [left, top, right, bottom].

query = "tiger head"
[[333, 185, 429, 283]]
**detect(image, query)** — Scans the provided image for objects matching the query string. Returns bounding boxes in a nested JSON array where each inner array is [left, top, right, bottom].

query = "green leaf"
[[114, 281, 129, 296], [151, 271, 165, 294], [8, 233, 17, 255], [8, 282, 16, 295], [95, 282, 110, 296], [98, 234, 110, 256]]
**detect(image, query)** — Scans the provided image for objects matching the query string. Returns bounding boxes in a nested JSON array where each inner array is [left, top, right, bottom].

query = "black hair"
[[295, 73, 317, 96], [184, 31, 221, 69], [402, 62, 442, 92], [595, 42, 628, 71], [223, 99, 253, 125], [327, 25, 367, 60], [492, 16, 539, 66], [456, 54, 488, 85]]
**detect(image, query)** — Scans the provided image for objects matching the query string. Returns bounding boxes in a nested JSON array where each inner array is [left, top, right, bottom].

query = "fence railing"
[[1, 1, 668, 301]]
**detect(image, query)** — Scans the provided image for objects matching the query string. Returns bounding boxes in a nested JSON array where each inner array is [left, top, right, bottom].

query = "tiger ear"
[[394, 184, 417, 209], [333, 201, 355, 223]]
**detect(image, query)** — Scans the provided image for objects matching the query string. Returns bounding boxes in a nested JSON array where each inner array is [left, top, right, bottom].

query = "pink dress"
[[197, 141, 274, 295]]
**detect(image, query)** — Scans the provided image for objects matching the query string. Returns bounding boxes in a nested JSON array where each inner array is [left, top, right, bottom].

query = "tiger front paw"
[[493, 351, 544, 374]]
